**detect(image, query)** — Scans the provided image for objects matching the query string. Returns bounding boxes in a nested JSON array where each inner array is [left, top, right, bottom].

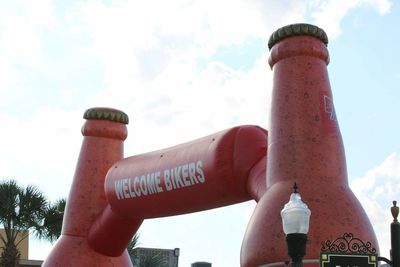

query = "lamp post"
[[391, 201, 399, 267], [377, 201, 400, 267], [281, 183, 311, 267]]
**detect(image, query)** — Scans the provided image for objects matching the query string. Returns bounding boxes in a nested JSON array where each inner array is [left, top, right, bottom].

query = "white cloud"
[[0, 15, 42, 90], [0, 0, 56, 67], [0, 108, 81, 201], [0, 0, 57, 109], [310, 0, 392, 37], [69, 0, 320, 87], [350, 152, 400, 259], [119, 54, 270, 156], [70, 0, 269, 90]]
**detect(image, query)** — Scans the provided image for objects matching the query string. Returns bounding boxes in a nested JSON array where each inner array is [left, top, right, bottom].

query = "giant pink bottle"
[[42, 108, 135, 266], [241, 23, 378, 267]]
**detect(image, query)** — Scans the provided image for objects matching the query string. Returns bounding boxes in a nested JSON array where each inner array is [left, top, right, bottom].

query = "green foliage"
[[0, 179, 66, 267], [127, 233, 140, 256], [37, 198, 66, 242]]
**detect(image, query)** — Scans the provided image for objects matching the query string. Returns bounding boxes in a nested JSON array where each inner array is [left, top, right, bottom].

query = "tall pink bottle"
[[241, 24, 378, 267], [42, 107, 133, 267]]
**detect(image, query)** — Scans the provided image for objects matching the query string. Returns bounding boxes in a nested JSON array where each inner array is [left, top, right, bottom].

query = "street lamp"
[[281, 183, 311, 267], [377, 200, 400, 267]]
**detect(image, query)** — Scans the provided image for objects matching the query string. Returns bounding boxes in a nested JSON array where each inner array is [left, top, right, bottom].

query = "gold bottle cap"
[[268, 23, 328, 50], [83, 107, 129, 124]]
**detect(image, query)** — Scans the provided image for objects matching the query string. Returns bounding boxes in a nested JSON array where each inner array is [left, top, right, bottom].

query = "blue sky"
[[1, 0, 399, 266]]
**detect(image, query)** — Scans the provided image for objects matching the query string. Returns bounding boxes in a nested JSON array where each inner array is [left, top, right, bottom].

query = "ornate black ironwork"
[[321, 233, 377, 254]]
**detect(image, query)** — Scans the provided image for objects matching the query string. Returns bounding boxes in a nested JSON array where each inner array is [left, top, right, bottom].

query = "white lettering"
[[146, 173, 156, 194], [188, 162, 198, 184], [114, 160, 206, 200], [122, 178, 130, 199], [182, 164, 190, 186], [174, 166, 184, 188], [196, 160, 205, 183], [140, 175, 148, 195], [134, 176, 141, 197], [155, 172, 163, 193], [170, 168, 177, 189], [115, 180, 125, 200], [128, 178, 136, 198], [164, 170, 173, 191]]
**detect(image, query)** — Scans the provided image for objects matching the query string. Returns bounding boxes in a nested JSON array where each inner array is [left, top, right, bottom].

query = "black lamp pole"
[[391, 201, 399, 267], [286, 233, 307, 267], [378, 201, 400, 267]]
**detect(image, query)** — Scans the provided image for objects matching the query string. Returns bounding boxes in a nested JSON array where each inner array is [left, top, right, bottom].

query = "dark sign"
[[320, 253, 377, 267], [320, 233, 378, 267]]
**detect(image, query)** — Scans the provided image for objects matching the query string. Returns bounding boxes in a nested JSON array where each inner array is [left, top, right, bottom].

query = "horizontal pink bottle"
[[88, 125, 268, 256]]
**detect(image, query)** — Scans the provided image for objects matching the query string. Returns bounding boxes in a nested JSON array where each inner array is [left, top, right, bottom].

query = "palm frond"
[[0, 179, 66, 266], [35, 198, 66, 242]]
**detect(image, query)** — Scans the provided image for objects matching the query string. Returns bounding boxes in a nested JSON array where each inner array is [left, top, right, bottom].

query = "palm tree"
[[127, 233, 140, 260], [0, 180, 65, 267], [38, 198, 66, 242], [0, 180, 46, 267]]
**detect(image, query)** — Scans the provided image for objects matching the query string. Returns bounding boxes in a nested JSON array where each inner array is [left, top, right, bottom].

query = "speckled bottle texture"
[[42, 108, 132, 267], [240, 24, 378, 267]]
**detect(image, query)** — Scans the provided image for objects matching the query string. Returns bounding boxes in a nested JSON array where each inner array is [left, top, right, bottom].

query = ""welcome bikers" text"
[[114, 160, 205, 200]]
